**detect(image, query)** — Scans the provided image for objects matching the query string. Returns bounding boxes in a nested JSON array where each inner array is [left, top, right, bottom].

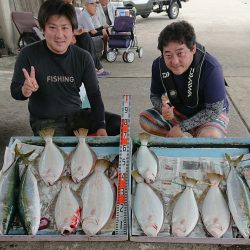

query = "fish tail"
[[95, 159, 110, 172], [73, 128, 88, 138], [207, 173, 223, 186], [14, 144, 35, 166], [139, 132, 150, 146], [39, 128, 55, 139], [225, 153, 244, 167], [60, 176, 72, 187], [182, 176, 198, 187], [131, 170, 144, 183]]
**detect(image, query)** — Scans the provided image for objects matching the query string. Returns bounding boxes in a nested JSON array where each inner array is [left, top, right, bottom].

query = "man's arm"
[[11, 51, 30, 100], [179, 100, 224, 131], [81, 53, 106, 131]]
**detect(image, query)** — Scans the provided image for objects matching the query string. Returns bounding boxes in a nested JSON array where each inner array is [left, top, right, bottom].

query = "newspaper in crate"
[[131, 153, 246, 238]]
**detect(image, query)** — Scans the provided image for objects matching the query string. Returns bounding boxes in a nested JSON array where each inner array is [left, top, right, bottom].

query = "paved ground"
[[0, 0, 250, 249]]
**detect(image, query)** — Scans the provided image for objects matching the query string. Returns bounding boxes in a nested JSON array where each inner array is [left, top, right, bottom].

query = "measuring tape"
[[115, 95, 132, 236]]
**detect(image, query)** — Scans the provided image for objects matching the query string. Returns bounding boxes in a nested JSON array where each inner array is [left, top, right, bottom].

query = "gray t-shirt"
[[78, 9, 101, 31]]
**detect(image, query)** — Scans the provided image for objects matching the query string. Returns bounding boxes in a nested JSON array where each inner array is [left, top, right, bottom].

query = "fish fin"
[[73, 128, 88, 138], [197, 186, 209, 208], [39, 128, 55, 139], [139, 132, 150, 146], [89, 145, 97, 164]]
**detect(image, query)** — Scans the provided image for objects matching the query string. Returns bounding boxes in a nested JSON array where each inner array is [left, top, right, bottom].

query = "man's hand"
[[161, 94, 174, 120], [21, 66, 39, 97], [162, 105, 174, 120], [167, 125, 184, 137], [96, 128, 108, 136], [102, 29, 108, 37], [74, 27, 87, 36]]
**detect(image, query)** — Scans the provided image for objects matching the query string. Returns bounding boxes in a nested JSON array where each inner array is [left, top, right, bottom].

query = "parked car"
[[112, 0, 189, 19]]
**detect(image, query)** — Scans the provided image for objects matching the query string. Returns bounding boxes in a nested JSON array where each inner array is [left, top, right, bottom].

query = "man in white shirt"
[[78, 0, 109, 56], [96, 0, 116, 27]]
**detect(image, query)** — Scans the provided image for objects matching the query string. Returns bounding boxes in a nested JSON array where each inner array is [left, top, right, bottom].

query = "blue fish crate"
[[129, 137, 250, 245], [0, 135, 130, 242]]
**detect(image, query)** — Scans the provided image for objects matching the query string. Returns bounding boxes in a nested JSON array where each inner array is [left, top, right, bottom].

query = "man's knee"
[[197, 127, 224, 138]]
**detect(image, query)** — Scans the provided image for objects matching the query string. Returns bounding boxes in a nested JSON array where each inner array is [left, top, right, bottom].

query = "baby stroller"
[[106, 8, 143, 63], [11, 11, 44, 50]]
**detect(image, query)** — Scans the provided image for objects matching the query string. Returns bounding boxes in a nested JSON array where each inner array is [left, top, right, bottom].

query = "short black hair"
[[158, 20, 196, 52], [38, 0, 78, 31]]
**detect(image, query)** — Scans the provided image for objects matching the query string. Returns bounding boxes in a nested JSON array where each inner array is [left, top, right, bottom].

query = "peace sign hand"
[[21, 66, 39, 97]]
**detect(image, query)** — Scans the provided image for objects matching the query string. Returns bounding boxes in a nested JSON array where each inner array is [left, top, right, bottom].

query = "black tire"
[[167, 2, 179, 19], [141, 13, 150, 18]]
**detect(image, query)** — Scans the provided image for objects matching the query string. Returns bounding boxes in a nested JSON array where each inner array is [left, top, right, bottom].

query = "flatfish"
[[132, 170, 164, 236], [201, 173, 230, 238], [69, 128, 96, 183], [38, 128, 65, 186], [135, 132, 158, 183], [225, 153, 250, 238], [171, 177, 199, 237], [80, 159, 115, 235], [55, 177, 81, 235], [18, 164, 41, 235]]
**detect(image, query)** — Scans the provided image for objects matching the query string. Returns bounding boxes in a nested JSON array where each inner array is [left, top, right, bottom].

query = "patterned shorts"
[[139, 108, 229, 137]]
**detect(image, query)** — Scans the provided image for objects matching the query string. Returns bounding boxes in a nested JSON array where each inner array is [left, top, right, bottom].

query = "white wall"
[[0, 0, 15, 54]]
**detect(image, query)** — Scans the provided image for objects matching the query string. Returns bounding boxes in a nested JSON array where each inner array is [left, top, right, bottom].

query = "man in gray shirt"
[[78, 0, 109, 56]]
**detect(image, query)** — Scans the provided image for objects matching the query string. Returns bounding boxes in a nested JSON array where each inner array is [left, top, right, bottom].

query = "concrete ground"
[[0, 0, 250, 249]]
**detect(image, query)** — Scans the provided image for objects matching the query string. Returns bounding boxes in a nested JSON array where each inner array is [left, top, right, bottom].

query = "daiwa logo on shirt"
[[47, 76, 74, 83], [187, 68, 195, 97], [162, 72, 170, 78]]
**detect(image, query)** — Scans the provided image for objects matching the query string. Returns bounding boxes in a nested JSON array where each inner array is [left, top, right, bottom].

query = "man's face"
[[44, 15, 74, 54], [162, 42, 196, 75], [86, 3, 97, 16], [99, 0, 108, 7]]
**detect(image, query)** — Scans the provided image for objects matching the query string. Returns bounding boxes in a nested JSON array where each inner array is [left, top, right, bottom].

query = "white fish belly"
[[227, 169, 250, 238], [70, 142, 94, 183], [39, 142, 64, 185], [202, 186, 230, 238], [136, 147, 158, 183], [22, 168, 41, 235], [134, 183, 164, 237], [172, 189, 199, 237], [55, 185, 80, 234], [0, 165, 16, 234], [81, 172, 114, 235]]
